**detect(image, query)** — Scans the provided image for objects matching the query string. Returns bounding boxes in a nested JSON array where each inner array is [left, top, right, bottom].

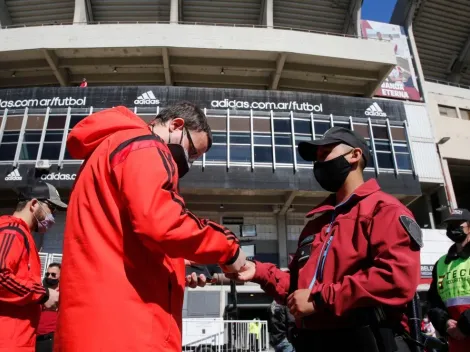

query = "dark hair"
[[152, 101, 212, 149], [15, 200, 29, 212], [48, 262, 61, 269]]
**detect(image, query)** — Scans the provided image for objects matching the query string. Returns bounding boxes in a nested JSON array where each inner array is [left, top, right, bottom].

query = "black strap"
[[0, 225, 30, 257]]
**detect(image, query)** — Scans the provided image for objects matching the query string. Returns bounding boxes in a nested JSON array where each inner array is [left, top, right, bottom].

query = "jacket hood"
[[67, 106, 148, 159]]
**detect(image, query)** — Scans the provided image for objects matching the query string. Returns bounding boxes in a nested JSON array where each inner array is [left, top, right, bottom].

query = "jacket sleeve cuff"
[[251, 261, 269, 285], [457, 309, 470, 336], [310, 283, 327, 312], [39, 288, 49, 304], [224, 247, 240, 265]]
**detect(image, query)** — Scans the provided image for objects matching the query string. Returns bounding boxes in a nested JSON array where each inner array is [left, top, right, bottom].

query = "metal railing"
[[182, 319, 269, 352], [0, 20, 393, 42]]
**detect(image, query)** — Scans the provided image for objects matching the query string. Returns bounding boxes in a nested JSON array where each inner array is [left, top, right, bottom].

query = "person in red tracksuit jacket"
[[0, 181, 67, 352], [228, 127, 421, 352], [55, 103, 246, 352]]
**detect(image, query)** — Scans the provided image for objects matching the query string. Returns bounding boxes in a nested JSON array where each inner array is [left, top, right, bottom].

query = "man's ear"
[[29, 199, 39, 213], [169, 117, 185, 132], [351, 148, 363, 163]]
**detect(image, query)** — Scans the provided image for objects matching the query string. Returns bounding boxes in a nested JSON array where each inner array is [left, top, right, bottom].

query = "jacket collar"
[[306, 179, 381, 218], [446, 242, 470, 263]]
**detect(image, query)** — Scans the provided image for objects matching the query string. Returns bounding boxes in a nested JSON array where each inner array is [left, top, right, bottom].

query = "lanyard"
[[307, 193, 355, 290]]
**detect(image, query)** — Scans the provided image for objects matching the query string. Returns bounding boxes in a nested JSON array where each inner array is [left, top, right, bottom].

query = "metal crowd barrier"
[[182, 319, 270, 352]]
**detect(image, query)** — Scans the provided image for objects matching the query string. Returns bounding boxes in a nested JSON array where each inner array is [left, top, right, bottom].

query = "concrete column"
[[440, 158, 458, 210], [266, 0, 273, 28], [276, 214, 288, 268], [425, 194, 436, 229], [170, 0, 178, 24], [73, 0, 88, 24]]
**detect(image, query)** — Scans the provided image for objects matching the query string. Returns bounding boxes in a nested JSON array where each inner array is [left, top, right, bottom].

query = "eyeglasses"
[[41, 201, 56, 215], [45, 272, 57, 278], [184, 127, 198, 160]]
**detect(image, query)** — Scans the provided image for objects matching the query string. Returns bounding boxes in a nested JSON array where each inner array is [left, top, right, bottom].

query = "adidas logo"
[[134, 91, 160, 105], [5, 169, 22, 181], [365, 102, 387, 117]]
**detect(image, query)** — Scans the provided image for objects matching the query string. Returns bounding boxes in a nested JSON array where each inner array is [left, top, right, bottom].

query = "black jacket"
[[427, 243, 470, 337], [268, 300, 295, 346]]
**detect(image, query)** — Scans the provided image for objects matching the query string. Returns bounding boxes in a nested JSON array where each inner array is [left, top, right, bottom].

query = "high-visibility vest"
[[436, 254, 470, 319], [249, 321, 261, 339]]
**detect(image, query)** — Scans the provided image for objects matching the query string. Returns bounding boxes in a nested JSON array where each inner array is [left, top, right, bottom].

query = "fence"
[[39, 252, 63, 278], [182, 319, 270, 352]]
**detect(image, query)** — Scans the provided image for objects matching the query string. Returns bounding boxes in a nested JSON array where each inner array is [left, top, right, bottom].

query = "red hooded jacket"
[[0, 215, 47, 352], [55, 106, 241, 352], [253, 180, 421, 331]]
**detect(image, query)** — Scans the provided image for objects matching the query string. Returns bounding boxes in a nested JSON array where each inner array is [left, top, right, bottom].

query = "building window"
[[460, 108, 470, 120], [20, 114, 46, 160], [0, 114, 23, 161], [438, 105, 458, 118], [40, 114, 66, 161]]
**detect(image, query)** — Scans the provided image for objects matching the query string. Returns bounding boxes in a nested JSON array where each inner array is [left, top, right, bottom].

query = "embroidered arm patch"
[[399, 215, 423, 248]]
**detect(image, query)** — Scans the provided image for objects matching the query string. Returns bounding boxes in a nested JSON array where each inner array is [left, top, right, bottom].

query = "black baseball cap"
[[18, 181, 67, 210], [443, 208, 470, 223], [298, 126, 371, 164]]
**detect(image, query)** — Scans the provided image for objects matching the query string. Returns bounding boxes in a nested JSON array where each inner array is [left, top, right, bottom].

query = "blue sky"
[[361, 0, 398, 22]]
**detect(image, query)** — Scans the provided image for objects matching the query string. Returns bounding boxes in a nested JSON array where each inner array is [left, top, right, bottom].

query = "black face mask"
[[167, 144, 190, 178], [45, 278, 59, 286], [314, 153, 352, 193], [446, 227, 467, 243]]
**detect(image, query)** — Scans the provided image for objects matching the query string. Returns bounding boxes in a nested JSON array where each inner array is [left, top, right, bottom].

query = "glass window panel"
[[40, 143, 61, 160], [230, 145, 251, 162], [374, 141, 391, 152], [273, 119, 291, 133], [205, 145, 227, 162], [26, 115, 45, 129], [274, 134, 292, 146], [44, 131, 64, 142], [19, 144, 39, 160], [295, 134, 312, 145], [275, 146, 293, 164], [0, 144, 17, 160], [230, 118, 250, 132], [1, 131, 20, 143], [212, 132, 227, 144], [207, 117, 226, 131], [296, 147, 311, 165], [47, 115, 66, 129], [254, 134, 271, 145], [254, 146, 272, 163], [253, 118, 271, 132], [354, 124, 370, 138], [69, 115, 87, 129], [367, 153, 375, 169], [229, 132, 250, 144], [294, 120, 311, 134], [376, 152, 394, 169], [461, 109, 470, 120], [64, 148, 73, 160], [5, 115, 23, 130], [438, 105, 458, 118], [396, 154, 412, 170], [391, 127, 406, 141], [138, 115, 154, 124], [23, 131, 42, 142], [314, 121, 330, 135], [372, 126, 388, 139], [394, 145, 409, 153]]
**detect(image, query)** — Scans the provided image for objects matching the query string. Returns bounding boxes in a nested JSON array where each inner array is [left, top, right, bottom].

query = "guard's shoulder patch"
[[399, 215, 423, 248]]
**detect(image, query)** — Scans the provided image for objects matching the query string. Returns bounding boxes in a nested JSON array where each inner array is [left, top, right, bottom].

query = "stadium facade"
[[0, 0, 463, 317]]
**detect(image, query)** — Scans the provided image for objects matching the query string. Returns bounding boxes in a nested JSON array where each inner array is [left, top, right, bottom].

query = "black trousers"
[[292, 328, 413, 352], [35, 334, 54, 352]]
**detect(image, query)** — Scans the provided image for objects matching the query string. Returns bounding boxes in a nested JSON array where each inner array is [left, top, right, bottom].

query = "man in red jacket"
[[229, 127, 421, 352], [55, 103, 246, 352], [0, 181, 66, 352]]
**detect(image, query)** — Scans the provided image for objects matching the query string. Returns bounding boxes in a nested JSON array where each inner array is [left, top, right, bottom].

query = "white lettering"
[[40, 173, 76, 181], [0, 97, 87, 108]]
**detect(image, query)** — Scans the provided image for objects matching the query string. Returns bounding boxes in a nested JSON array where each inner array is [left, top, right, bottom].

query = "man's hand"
[[287, 289, 315, 319], [43, 288, 59, 309], [185, 272, 207, 288], [225, 260, 256, 282], [446, 319, 466, 340]]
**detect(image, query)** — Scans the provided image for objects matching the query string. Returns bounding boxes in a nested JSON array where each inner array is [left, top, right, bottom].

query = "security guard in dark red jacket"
[[229, 127, 421, 352]]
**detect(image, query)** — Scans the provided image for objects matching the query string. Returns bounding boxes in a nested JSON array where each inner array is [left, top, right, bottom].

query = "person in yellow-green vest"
[[427, 208, 470, 352], [249, 318, 261, 352]]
